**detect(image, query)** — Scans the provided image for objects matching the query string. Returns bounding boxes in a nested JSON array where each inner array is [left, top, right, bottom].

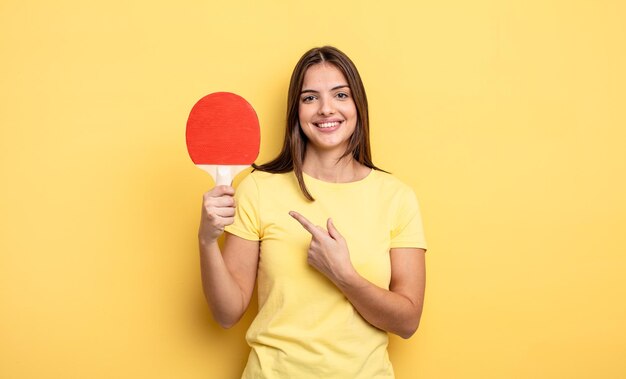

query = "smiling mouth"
[[315, 121, 342, 129]]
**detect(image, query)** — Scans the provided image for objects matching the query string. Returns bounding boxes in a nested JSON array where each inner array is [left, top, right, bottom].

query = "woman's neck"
[[302, 148, 370, 183]]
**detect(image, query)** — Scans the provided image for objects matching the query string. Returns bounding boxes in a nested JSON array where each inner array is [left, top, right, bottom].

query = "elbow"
[[205, 294, 246, 329], [397, 312, 422, 339], [209, 305, 242, 329], [214, 314, 240, 329], [398, 323, 419, 339], [218, 320, 237, 329]]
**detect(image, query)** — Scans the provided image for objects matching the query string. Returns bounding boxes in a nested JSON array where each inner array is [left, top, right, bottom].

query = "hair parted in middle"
[[252, 45, 385, 201]]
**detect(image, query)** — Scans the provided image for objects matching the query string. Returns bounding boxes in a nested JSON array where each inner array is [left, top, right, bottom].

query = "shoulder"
[[246, 170, 293, 184], [370, 170, 415, 194], [236, 170, 295, 191], [368, 170, 422, 213]]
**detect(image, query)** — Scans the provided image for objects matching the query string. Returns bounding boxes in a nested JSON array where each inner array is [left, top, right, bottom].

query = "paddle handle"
[[196, 164, 250, 186], [216, 166, 232, 186]]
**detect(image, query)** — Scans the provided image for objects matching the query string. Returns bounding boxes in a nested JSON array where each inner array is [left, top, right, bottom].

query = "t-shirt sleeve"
[[390, 186, 427, 250], [224, 174, 261, 241]]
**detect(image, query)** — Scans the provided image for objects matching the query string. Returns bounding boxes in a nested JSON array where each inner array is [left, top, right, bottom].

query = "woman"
[[198, 46, 427, 378]]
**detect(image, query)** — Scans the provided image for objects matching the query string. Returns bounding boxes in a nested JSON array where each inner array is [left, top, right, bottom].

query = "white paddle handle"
[[196, 164, 250, 186], [216, 166, 232, 186]]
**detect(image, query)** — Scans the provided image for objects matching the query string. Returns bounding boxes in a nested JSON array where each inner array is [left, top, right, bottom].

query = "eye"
[[301, 95, 316, 103], [336, 92, 349, 99]]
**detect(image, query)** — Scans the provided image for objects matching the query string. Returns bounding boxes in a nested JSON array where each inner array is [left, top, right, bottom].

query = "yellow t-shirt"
[[224, 169, 427, 379]]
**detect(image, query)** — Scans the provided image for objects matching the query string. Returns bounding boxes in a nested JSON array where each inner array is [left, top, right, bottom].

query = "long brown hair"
[[253, 46, 385, 201]]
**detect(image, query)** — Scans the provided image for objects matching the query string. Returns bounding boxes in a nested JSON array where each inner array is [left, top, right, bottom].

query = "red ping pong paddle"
[[186, 92, 260, 185]]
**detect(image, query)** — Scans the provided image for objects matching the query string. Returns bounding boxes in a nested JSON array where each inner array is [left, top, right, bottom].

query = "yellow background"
[[1, 1, 625, 378]]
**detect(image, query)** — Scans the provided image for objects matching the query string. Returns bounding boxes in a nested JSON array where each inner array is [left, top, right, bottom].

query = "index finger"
[[209, 185, 235, 197], [289, 211, 321, 236]]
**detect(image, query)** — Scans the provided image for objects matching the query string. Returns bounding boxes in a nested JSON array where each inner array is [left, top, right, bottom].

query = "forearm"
[[199, 239, 246, 328], [335, 272, 423, 339], [287, 212, 425, 338]]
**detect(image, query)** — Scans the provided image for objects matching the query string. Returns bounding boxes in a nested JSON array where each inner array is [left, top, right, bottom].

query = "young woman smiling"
[[198, 46, 427, 379]]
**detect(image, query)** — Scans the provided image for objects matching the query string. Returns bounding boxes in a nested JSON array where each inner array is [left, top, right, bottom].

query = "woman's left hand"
[[289, 211, 356, 285]]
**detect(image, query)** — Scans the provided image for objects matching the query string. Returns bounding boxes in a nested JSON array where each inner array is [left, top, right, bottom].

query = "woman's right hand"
[[198, 185, 236, 245]]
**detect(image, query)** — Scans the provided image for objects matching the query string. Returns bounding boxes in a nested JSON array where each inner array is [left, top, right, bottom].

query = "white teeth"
[[316, 121, 340, 128]]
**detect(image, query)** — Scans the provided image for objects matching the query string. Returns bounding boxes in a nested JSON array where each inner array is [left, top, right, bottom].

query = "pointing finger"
[[289, 211, 320, 236]]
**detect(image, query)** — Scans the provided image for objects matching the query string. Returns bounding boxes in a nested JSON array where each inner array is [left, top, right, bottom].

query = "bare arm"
[[335, 248, 425, 339], [198, 186, 259, 328], [289, 212, 426, 338]]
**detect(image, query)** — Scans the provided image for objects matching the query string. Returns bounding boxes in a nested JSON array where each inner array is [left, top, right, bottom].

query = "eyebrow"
[[300, 85, 350, 94]]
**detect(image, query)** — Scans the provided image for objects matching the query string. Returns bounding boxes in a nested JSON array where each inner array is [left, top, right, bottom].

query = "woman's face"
[[298, 63, 357, 156]]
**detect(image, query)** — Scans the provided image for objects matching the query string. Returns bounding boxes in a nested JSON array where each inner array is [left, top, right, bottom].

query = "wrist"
[[198, 235, 219, 249], [334, 266, 361, 290]]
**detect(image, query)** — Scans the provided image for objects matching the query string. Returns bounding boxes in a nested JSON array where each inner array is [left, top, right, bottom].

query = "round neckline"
[[302, 168, 375, 187]]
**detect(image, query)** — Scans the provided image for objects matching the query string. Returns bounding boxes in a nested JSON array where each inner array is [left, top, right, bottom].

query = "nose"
[[318, 96, 335, 115]]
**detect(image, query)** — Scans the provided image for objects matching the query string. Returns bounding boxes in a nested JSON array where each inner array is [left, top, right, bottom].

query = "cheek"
[[340, 101, 357, 118], [296, 114, 313, 138], [298, 106, 310, 124]]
